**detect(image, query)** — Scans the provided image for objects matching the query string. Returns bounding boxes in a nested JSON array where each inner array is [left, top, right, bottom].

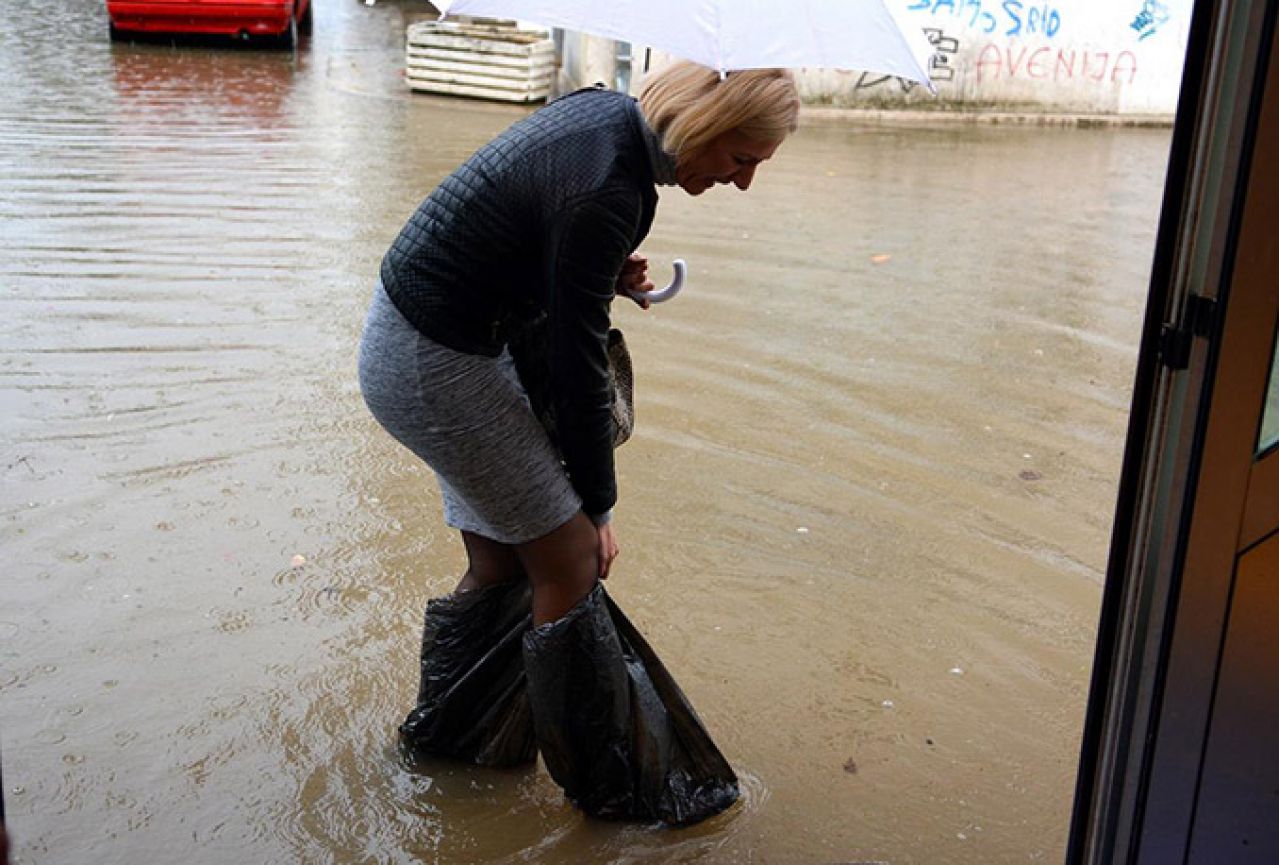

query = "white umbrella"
[[436, 0, 936, 89]]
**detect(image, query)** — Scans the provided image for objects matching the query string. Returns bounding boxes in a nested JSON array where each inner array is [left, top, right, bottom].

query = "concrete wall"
[[560, 0, 1191, 116], [556, 30, 617, 96], [797, 0, 1191, 114]]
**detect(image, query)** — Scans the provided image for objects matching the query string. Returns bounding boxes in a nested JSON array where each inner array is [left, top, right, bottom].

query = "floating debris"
[[843, 758, 858, 774], [870, 253, 892, 264], [1019, 470, 1043, 481], [290, 554, 307, 568]]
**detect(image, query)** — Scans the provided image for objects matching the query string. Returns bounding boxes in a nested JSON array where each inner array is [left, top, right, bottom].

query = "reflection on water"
[[2, 1, 1171, 863]]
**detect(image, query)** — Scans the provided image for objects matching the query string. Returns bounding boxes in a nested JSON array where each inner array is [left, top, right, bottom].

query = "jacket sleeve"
[[544, 188, 641, 518]]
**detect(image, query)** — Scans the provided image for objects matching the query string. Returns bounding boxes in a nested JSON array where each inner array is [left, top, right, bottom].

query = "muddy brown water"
[[1, 2, 1172, 863]]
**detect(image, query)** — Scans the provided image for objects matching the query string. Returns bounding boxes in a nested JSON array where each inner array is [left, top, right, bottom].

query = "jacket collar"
[[622, 97, 663, 247], [639, 112, 678, 186]]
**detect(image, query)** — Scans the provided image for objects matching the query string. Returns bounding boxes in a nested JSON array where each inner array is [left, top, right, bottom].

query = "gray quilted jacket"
[[379, 88, 661, 518]]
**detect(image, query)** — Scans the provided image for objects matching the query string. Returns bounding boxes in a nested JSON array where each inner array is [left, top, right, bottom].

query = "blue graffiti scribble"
[[1001, 1, 1062, 38], [1131, 0, 1171, 40], [908, 0, 1063, 40]]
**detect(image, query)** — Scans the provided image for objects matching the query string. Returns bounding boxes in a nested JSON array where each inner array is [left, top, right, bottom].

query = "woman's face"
[[675, 129, 781, 196]]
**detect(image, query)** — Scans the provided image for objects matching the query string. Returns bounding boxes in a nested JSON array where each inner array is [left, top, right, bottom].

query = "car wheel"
[[298, 2, 314, 35], [108, 23, 126, 42], [280, 13, 298, 48]]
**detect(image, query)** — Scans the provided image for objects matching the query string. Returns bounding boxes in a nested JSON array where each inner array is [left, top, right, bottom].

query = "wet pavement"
[[1, 1, 1172, 863]]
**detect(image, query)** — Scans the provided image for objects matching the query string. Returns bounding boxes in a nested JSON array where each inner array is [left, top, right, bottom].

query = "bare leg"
[[455, 530, 525, 593], [515, 512, 599, 626]]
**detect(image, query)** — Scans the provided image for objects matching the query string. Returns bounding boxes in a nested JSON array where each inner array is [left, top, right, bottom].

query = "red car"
[[107, 0, 313, 46]]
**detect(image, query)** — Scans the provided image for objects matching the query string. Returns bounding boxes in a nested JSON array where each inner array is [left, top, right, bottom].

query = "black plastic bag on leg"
[[399, 580, 536, 767], [604, 591, 740, 824], [522, 584, 739, 825]]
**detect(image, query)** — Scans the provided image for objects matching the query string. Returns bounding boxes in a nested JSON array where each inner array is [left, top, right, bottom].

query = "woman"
[[360, 61, 799, 823]]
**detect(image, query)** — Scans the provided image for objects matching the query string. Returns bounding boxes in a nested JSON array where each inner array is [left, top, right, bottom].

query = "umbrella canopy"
[[435, 0, 936, 89]]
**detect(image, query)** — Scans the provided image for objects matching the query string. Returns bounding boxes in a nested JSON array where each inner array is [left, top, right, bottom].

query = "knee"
[[519, 513, 598, 589], [460, 531, 525, 587]]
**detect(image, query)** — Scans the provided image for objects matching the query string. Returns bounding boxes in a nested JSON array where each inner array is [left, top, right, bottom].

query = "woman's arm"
[[544, 188, 643, 520]]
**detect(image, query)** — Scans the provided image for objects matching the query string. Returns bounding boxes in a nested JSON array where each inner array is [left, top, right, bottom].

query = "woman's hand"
[[616, 253, 655, 309], [597, 521, 619, 579]]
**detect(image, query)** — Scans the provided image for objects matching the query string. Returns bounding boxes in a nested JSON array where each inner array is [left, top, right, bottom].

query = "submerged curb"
[[799, 106, 1175, 128]]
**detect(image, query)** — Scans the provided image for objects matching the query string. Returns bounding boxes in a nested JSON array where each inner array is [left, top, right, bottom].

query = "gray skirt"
[[357, 283, 581, 544]]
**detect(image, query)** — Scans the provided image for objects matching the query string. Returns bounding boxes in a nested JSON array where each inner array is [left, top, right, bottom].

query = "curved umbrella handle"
[[624, 259, 686, 305]]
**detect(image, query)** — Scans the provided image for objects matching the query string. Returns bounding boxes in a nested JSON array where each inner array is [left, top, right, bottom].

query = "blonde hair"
[[639, 61, 800, 159]]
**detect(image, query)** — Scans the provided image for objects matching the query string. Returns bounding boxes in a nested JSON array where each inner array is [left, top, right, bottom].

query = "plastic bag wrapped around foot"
[[522, 584, 739, 825], [399, 579, 536, 767]]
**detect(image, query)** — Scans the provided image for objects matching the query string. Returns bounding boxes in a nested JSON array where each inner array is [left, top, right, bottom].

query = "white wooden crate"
[[406, 19, 556, 103]]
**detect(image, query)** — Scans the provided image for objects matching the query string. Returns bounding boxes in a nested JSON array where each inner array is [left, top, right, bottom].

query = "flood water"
[[1, 1, 1173, 863]]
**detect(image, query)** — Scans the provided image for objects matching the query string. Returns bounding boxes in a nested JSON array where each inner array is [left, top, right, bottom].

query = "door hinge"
[[1158, 294, 1217, 370]]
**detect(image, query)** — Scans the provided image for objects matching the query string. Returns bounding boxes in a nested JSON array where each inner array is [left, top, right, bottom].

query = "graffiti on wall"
[[1130, 0, 1171, 40], [926, 28, 962, 81], [974, 44, 1139, 82], [855, 27, 959, 91], [907, 0, 1064, 39], [839, 1, 1178, 98], [888, 1, 1161, 90]]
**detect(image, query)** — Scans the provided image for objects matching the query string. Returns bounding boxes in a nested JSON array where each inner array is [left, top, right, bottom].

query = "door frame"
[[1067, 0, 1278, 861]]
